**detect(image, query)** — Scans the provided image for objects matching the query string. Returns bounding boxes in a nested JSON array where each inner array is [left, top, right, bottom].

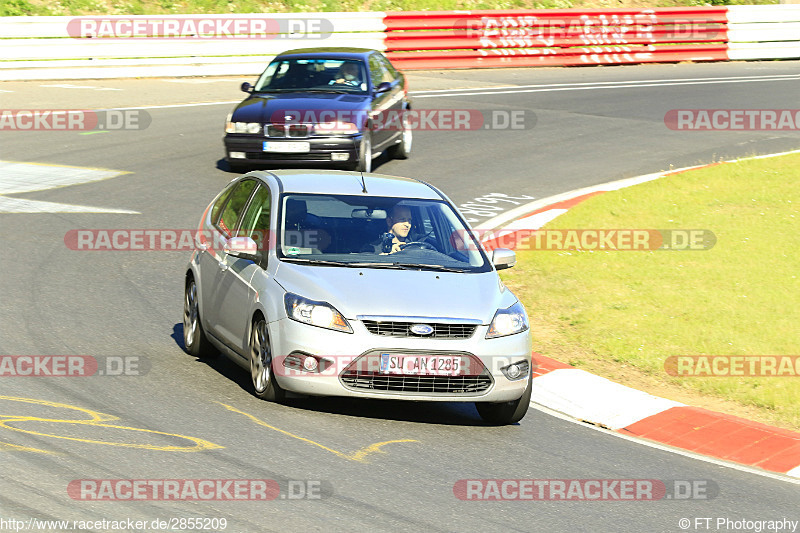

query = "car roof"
[[273, 48, 376, 61], [248, 170, 443, 200]]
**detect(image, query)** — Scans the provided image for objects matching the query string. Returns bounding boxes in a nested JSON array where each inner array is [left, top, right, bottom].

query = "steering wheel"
[[398, 241, 436, 251]]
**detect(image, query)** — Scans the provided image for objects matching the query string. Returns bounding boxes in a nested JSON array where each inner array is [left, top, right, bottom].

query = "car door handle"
[[218, 260, 228, 272]]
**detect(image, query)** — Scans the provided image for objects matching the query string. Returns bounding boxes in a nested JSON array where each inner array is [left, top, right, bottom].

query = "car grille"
[[339, 352, 492, 396], [341, 372, 492, 394], [361, 320, 477, 339], [266, 124, 309, 138]]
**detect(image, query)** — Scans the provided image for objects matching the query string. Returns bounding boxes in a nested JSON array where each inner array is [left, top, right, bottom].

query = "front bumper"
[[268, 317, 532, 402], [224, 134, 360, 165]]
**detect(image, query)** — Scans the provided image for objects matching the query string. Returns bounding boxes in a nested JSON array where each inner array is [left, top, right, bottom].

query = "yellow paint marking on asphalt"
[[219, 403, 418, 463], [0, 396, 222, 452], [0, 441, 53, 454]]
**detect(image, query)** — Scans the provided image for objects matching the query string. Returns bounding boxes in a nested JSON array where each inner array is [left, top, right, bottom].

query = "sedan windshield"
[[277, 194, 491, 273], [254, 58, 368, 94]]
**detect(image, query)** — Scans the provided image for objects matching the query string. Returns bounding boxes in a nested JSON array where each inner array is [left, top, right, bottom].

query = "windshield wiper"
[[409, 264, 469, 272], [280, 257, 349, 267], [302, 88, 353, 93], [281, 258, 468, 272], [347, 262, 469, 272]]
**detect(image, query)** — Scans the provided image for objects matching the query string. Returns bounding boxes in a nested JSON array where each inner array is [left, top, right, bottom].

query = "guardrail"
[[0, 13, 387, 80], [0, 6, 798, 81], [383, 8, 730, 69], [727, 5, 800, 60]]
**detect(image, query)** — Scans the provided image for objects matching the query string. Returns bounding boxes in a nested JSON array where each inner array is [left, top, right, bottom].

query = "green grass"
[[0, 0, 778, 16], [500, 152, 800, 430]]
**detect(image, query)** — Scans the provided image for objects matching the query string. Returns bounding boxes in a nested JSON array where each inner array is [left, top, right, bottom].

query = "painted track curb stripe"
[[515, 152, 800, 479]]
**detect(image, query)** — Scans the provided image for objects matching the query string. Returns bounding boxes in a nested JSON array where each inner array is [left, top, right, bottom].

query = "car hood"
[[230, 93, 371, 123], [273, 262, 515, 323]]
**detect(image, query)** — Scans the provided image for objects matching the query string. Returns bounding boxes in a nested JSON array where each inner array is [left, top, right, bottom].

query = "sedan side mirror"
[[241, 82, 253, 93], [491, 248, 516, 270], [225, 236, 262, 263], [374, 82, 392, 94]]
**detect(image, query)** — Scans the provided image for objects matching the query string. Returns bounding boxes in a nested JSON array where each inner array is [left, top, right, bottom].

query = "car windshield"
[[253, 58, 368, 94], [277, 194, 491, 273]]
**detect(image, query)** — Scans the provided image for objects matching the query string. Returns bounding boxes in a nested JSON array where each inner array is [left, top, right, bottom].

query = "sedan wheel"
[[250, 318, 285, 402], [183, 277, 215, 358], [353, 132, 372, 173], [388, 111, 412, 160], [475, 368, 532, 425]]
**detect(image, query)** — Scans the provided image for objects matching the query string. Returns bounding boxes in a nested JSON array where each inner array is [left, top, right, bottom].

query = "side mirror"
[[491, 248, 516, 270], [374, 82, 392, 94], [225, 236, 262, 263], [241, 82, 253, 93]]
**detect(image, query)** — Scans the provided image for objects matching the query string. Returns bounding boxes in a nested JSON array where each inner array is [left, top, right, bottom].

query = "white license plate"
[[379, 354, 461, 376], [263, 141, 310, 153]]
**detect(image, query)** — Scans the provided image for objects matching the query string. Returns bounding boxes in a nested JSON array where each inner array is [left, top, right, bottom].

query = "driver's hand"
[[390, 242, 403, 254]]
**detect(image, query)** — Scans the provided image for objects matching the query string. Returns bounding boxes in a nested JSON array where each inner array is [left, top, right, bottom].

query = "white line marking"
[[411, 74, 800, 99], [0, 160, 139, 214], [163, 78, 244, 83], [410, 73, 800, 94], [40, 84, 122, 91]]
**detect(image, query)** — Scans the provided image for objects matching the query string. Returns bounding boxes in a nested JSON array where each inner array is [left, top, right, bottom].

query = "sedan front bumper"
[[224, 134, 361, 166], [268, 317, 532, 402]]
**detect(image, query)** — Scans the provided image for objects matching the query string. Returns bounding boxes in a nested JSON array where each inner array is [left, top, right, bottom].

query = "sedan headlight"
[[284, 293, 352, 333], [486, 301, 529, 339], [225, 121, 261, 134], [312, 121, 359, 135]]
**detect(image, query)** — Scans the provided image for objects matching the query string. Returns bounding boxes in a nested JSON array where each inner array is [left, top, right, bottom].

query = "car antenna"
[[360, 172, 368, 194]]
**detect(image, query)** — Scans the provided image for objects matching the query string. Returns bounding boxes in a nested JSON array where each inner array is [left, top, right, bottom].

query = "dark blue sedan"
[[223, 48, 412, 172]]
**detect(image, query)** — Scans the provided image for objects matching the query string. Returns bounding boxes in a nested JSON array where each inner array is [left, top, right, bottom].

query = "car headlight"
[[312, 121, 359, 135], [225, 121, 261, 134], [284, 293, 352, 333], [486, 301, 529, 339]]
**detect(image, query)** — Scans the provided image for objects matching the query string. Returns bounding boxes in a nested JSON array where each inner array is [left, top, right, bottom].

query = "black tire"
[[475, 368, 532, 425], [183, 276, 216, 358], [352, 132, 372, 173], [226, 159, 250, 173], [387, 109, 412, 160], [249, 317, 286, 402]]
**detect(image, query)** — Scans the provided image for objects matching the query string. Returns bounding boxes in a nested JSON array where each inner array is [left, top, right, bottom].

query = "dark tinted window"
[[211, 186, 234, 225], [238, 184, 272, 250], [376, 54, 400, 81], [368, 55, 386, 89], [217, 180, 257, 237]]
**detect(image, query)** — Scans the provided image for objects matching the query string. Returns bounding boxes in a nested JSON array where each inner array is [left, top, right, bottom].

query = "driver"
[[329, 62, 361, 87], [366, 204, 414, 254]]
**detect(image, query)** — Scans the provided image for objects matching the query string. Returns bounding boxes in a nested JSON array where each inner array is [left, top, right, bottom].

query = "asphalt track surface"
[[1, 61, 799, 532]]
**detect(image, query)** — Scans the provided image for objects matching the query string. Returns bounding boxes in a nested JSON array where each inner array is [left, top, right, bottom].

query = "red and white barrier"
[[384, 8, 730, 69], [0, 6, 798, 80]]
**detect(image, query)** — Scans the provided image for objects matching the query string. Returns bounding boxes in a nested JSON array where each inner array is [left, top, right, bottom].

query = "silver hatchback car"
[[183, 170, 533, 424]]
